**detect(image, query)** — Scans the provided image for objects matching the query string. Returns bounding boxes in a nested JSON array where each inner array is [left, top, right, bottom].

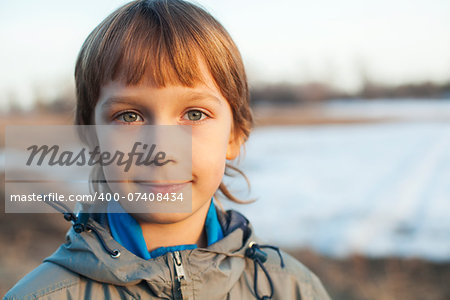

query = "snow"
[[222, 121, 450, 262], [323, 98, 450, 121]]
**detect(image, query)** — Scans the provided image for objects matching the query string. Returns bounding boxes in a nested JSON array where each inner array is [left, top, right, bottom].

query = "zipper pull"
[[173, 251, 186, 282]]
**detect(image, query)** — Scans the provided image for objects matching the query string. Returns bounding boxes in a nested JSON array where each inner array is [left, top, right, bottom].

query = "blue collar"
[[107, 198, 224, 259]]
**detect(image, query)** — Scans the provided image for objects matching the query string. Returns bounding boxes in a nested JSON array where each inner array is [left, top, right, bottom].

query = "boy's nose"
[[150, 115, 178, 126]]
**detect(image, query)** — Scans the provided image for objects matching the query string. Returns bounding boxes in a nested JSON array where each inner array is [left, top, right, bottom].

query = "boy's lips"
[[134, 180, 192, 193]]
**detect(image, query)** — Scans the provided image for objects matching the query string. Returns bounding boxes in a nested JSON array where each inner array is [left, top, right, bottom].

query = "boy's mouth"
[[133, 180, 192, 194]]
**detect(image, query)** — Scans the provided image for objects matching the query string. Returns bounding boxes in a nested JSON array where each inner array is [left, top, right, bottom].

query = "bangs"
[[95, 1, 204, 87], [108, 4, 201, 87]]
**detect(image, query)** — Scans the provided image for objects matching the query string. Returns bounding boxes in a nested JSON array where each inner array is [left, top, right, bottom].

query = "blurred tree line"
[[250, 79, 450, 106], [4, 78, 450, 113]]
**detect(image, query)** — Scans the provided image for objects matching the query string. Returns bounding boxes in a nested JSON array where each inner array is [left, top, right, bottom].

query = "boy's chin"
[[130, 212, 194, 224]]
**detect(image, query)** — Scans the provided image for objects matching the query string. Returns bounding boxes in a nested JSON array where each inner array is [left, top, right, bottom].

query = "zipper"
[[172, 251, 186, 300]]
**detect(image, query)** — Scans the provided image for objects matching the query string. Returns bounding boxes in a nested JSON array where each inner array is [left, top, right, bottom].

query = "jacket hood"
[[44, 207, 255, 292]]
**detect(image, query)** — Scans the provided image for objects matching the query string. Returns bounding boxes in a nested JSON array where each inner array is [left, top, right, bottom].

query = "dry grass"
[[0, 174, 70, 296], [0, 112, 74, 147], [287, 248, 450, 300]]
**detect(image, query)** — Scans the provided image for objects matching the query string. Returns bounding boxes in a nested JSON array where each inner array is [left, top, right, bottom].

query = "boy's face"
[[94, 62, 243, 224]]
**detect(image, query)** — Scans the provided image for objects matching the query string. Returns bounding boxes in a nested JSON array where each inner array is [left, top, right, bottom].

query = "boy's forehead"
[[101, 80, 218, 97], [97, 78, 224, 107], [105, 56, 223, 98]]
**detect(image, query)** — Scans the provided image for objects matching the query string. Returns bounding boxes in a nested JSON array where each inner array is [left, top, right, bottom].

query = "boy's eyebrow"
[[101, 97, 146, 109], [101, 91, 223, 108], [183, 91, 223, 105]]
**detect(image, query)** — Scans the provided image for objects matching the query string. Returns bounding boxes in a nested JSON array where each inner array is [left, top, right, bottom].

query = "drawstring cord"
[[43, 195, 121, 258], [245, 241, 285, 300], [85, 223, 121, 258]]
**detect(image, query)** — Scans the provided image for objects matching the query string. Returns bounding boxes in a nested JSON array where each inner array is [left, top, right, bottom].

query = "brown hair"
[[75, 0, 254, 204]]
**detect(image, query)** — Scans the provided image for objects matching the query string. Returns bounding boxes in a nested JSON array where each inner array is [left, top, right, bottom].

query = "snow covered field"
[[223, 121, 450, 261]]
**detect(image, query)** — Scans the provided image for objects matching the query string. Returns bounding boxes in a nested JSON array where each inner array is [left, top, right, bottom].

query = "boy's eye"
[[184, 110, 206, 121], [115, 111, 143, 123]]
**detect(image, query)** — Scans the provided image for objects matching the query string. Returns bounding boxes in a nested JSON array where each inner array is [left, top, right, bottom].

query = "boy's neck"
[[136, 200, 210, 252]]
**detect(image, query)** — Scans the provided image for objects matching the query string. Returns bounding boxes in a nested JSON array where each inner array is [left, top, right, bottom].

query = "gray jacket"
[[4, 207, 331, 300]]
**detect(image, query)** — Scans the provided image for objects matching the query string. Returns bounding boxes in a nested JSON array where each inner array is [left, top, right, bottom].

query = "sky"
[[1, 0, 450, 109]]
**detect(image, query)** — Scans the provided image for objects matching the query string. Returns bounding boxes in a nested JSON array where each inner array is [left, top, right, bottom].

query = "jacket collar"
[[44, 205, 254, 291], [106, 198, 224, 259]]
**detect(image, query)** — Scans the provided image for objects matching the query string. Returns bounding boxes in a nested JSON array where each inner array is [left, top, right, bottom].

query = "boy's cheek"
[[192, 145, 227, 170], [192, 149, 226, 188], [193, 162, 225, 198]]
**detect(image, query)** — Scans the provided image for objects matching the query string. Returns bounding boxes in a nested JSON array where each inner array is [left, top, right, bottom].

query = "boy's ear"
[[226, 128, 245, 160]]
